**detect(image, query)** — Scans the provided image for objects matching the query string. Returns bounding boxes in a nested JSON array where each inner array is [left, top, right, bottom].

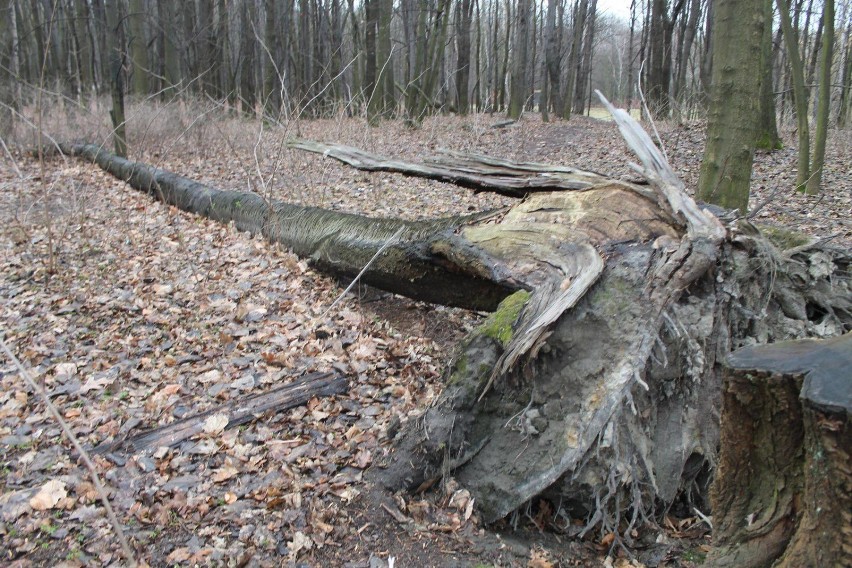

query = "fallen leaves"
[[29, 480, 67, 511]]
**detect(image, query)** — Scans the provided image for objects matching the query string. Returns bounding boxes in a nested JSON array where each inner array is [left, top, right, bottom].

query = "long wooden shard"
[[95, 372, 347, 454], [287, 138, 611, 197]]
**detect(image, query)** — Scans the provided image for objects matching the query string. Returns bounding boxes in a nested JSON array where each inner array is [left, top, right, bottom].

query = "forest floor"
[[1, 101, 850, 567]]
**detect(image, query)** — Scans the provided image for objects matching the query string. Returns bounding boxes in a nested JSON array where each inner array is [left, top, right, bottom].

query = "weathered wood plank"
[[95, 372, 347, 454]]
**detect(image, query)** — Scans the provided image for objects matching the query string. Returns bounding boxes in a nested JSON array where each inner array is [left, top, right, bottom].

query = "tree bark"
[[508, 0, 532, 119], [805, 0, 834, 195], [707, 333, 852, 567], [104, 0, 127, 157], [127, 0, 149, 95], [838, 23, 852, 127], [378, 0, 394, 116], [697, 0, 766, 212], [544, 0, 563, 115], [777, 0, 811, 188], [455, 0, 474, 115], [756, 0, 782, 150], [61, 100, 851, 532]]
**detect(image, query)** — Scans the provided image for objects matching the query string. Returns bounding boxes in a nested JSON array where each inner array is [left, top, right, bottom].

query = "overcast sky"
[[596, 0, 633, 21]]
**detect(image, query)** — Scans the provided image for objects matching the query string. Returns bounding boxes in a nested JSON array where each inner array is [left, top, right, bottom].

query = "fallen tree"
[[60, 99, 851, 544]]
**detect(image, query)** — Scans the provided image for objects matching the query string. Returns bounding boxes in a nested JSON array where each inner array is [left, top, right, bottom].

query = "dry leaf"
[[29, 480, 67, 511], [54, 363, 77, 379], [166, 547, 191, 563], [202, 413, 229, 435], [80, 374, 116, 394], [288, 531, 313, 561], [212, 465, 239, 483], [528, 549, 554, 568]]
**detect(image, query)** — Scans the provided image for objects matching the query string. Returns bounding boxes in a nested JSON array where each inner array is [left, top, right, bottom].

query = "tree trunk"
[[455, 0, 474, 115], [697, 0, 766, 212], [805, 0, 834, 195], [562, 0, 587, 119], [158, 0, 181, 99], [61, 101, 851, 533], [573, 0, 596, 115], [378, 0, 394, 116], [777, 0, 811, 188], [756, 0, 782, 150], [508, 0, 532, 119], [104, 0, 127, 157], [707, 333, 852, 567], [626, 0, 636, 110], [544, 0, 563, 115], [262, 0, 281, 116], [837, 23, 852, 127], [673, 0, 701, 115], [127, 0, 149, 95]]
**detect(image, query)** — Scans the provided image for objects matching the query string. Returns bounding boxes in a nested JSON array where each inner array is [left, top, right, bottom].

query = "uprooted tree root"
[[373, 230, 850, 544]]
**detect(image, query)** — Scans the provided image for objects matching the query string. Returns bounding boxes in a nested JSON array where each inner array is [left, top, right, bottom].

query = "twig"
[[321, 226, 406, 317], [693, 506, 713, 530], [380, 502, 410, 524], [0, 336, 137, 567]]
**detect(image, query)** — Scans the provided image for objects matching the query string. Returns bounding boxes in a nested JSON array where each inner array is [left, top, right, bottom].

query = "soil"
[[1, 104, 848, 567]]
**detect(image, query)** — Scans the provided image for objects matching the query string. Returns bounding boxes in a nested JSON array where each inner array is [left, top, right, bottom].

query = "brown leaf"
[[29, 480, 67, 511]]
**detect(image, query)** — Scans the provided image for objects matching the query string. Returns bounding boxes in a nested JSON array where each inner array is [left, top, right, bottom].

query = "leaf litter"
[[2, 107, 849, 566]]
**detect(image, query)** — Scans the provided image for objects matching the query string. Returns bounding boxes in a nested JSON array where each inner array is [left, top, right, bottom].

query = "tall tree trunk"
[[473, 0, 482, 110], [697, 0, 766, 211], [158, 0, 181, 99], [365, 0, 380, 123], [216, 0, 232, 103], [562, 0, 587, 119], [127, 0, 149, 95], [626, 0, 636, 110], [508, 0, 532, 118], [6, 0, 22, 109], [805, 0, 834, 195], [262, 0, 280, 115], [838, 25, 852, 127], [104, 0, 127, 157], [777, 0, 811, 188], [672, 0, 700, 114], [756, 0, 782, 150], [378, 0, 394, 116], [499, 0, 511, 110], [573, 0, 597, 115], [29, 0, 47, 82], [456, 0, 474, 115], [544, 0, 564, 114]]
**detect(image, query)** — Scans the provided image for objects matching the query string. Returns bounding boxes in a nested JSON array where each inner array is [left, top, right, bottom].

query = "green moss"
[[478, 290, 531, 347], [447, 354, 469, 385], [757, 224, 813, 250], [681, 547, 707, 563], [755, 132, 783, 151]]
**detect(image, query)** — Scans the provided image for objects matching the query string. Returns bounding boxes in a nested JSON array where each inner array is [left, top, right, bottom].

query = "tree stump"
[[708, 332, 852, 567]]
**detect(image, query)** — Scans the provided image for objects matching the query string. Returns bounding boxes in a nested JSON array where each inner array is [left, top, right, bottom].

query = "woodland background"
[[1, 0, 851, 128]]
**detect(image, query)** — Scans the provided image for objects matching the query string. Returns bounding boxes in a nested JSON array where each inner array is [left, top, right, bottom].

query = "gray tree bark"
[[697, 0, 766, 212]]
